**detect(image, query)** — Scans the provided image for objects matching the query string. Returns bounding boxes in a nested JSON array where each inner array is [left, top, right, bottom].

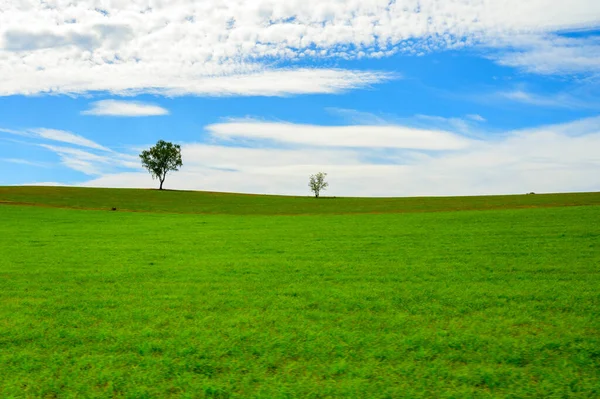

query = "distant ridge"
[[1, 186, 599, 216]]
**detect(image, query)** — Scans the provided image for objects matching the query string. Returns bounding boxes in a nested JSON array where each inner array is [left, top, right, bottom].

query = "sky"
[[1, 0, 599, 197]]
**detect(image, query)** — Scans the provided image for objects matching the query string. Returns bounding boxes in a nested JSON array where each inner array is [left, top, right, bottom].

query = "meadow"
[[1, 188, 599, 398]]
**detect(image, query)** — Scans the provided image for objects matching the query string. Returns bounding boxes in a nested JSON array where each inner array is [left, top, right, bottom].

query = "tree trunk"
[[159, 179, 164, 190]]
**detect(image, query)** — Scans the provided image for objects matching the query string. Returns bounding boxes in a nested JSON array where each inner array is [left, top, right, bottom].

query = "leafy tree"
[[140, 140, 183, 190], [309, 172, 328, 198]]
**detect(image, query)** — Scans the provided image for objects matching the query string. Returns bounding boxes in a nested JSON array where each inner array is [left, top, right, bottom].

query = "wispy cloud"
[[0, 127, 28, 136], [1, 158, 50, 168], [327, 109, 487, 134], [466, 114, 486, 122], [32, 128, 110, 151], [39, 144, 139, 176], [507, 116, 600, 137], [326, 108, 390, 125], [412, 115, 479, 136], [82, 100, 169, 117], [206, 120, 474, 150], [0, 66, 395, 97], [488, 34, 600, 76], [496, 89, 600, 109], [1, 126, 110, 151], [1, 126, 119, 176]]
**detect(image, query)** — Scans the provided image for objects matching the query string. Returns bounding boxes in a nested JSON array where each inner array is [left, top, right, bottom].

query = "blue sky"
[[1, 1, 599, 196]]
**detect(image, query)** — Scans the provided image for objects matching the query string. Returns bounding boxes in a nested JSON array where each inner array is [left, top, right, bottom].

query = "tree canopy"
[[140, 140, 183, 190]]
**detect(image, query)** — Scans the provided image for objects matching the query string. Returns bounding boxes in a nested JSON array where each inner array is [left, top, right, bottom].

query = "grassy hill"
[[1, 187, 599, 398], [1, 186, 600, 214]]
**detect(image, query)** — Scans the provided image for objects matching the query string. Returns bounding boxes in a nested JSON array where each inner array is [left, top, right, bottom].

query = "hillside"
[[1, 186, 600, 215]]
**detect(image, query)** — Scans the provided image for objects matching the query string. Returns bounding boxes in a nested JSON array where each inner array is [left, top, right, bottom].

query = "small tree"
[[140, 140, 183, 190], [309, 172, 328, 198]]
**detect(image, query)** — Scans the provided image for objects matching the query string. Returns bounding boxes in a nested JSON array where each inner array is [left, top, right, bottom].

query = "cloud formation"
[[32, 128, 110, 151], [39, 144, 137, 175], [489, 34, 600, 75], [1, 127, 110, 151], [206, 120, 474, 150], [12, 115, 597, 196], [82, 100, 169, 116], [1, 158, 49, 168], [0, 0, 598, 96], [496, 89, 600, 110]]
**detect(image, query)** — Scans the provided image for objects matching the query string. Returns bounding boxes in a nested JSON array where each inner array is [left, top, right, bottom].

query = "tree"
[[309, 172, 328, 198], [140, 140, 183, 190]]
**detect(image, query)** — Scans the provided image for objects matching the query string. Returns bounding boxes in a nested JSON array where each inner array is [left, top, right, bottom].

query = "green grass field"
[[1, 187, 599, 398]]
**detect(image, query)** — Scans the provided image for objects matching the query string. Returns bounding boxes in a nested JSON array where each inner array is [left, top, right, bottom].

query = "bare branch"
[[309, 172, 328, 198]]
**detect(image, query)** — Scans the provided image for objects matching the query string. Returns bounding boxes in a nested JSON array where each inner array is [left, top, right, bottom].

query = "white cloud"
[[496, 89, 600, 109], [0, 66, 394, 97], [327, 109, 487, 136], [0, 127, 27, 136], [82, 100, 169, 116], [39, 144, 139, 175], [0, 0, 598, 97], [489, 34, 600, 75], [412, 114, 480, 136], [32, 129, 110, 151], [206, 120, 474, 150], [1, 126, 110, 151], [499, 90, 566, 107], [508, 116, 600, 137]]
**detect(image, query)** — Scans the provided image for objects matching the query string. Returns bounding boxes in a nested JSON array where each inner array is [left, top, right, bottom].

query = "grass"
[[1, 186, 600, 215], [0, 187, 599, 398]]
